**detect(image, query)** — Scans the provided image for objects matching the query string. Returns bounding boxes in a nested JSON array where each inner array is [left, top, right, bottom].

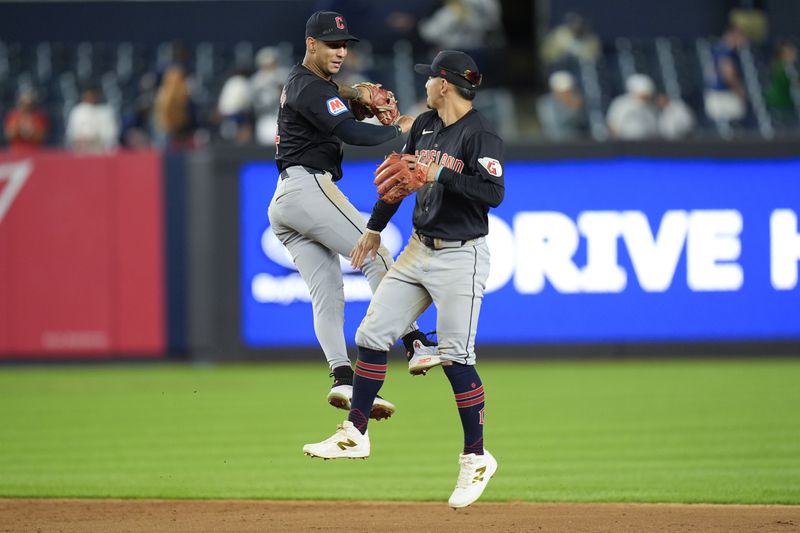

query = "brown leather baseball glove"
[[350, 82, 400, 125], [374, 152, 431, 204]]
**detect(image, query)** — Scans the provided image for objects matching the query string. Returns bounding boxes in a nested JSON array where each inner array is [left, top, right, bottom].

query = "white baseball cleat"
[[326, 383, 352, 411], [408, 340, 442, 376], [326, 384, 396, 420], [303, 420, 370, 459], [448, 449, 498, 509]]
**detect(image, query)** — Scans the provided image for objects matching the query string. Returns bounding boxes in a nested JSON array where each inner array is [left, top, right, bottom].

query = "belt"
[[279, 165, 325, 180], [415, 231, 480, 250]]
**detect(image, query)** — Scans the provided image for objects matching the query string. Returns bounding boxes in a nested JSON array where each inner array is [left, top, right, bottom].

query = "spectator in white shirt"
[[65, 87, 119, 152], [250, 46, 289, 145], [606, 74, 659, 140], [536, 70, 588, 140]]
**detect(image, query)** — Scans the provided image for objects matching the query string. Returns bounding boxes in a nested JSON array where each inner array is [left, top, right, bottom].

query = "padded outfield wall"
[[1, 142, 798, 360], [184, 141, 800, 360]]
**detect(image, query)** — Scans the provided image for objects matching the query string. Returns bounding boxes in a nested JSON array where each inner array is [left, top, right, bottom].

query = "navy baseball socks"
[[348, 347, 388, 433], [443, 363, 485, 455], [443, 362, 497, 509], [326, 362, 395, 421]]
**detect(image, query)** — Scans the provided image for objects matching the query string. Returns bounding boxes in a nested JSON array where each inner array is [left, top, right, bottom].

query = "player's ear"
[[306, 37, 316, 53]]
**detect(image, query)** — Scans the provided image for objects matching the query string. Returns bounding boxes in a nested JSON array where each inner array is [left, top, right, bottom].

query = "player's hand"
[[396, 115, 415, 133], [356, 84, 372, 104], [350, 231, 381, 269]]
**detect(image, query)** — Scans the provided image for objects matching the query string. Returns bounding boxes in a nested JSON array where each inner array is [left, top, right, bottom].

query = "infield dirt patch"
[[2, 499, 800, 532]]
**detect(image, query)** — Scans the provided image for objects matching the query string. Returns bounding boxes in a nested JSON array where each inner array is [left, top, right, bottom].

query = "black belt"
[[415, 231, 479, 250], [279, 165, 325, 180]]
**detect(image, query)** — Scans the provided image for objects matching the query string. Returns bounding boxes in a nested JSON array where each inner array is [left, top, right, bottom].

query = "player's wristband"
[[434, 166, 444, 182], [364, 228, 381, 235], [393, 124, 402, 136]]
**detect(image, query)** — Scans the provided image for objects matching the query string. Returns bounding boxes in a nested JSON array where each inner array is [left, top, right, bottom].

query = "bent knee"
[[355, 311, 396, 351]]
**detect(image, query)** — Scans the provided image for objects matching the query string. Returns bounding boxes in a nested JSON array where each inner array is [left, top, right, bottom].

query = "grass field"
[[1, 358, 799, 504]]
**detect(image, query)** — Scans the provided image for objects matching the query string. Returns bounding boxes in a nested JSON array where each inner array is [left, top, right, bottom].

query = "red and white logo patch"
[[478, 157, 502, 177], [326, 97, 347, 116]]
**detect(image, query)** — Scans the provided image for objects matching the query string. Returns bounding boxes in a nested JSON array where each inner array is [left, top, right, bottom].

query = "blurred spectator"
[[251, 46, 288, 145], [765, 41, 798, 128], [541, 12, 601, 67], [3, 88, 49, 152], [704, 26, 748, 126], [606, 74, 659, 140], [657, 95, 696, 139], [152, 65, 197, 148], [536, 71, 587, 141], [217, 67, 254, 144], [65, 86, 119, 152], [728, 5, 768, 44], [418, 0, 504, 55], [120, 72, 157, 149]]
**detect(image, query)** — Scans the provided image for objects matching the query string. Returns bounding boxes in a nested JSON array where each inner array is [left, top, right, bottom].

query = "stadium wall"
[[185, 141, 800, 361], [0, 151, 165, 359], [1, 142, 799, 361]]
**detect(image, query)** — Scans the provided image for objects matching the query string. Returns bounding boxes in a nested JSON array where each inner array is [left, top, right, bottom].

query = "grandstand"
[[1, 0, 797, 147]]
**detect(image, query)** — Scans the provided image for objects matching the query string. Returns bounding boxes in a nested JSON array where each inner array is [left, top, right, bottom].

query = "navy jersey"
[[402, 109, 505, 241], [275, 65, 354, 180]]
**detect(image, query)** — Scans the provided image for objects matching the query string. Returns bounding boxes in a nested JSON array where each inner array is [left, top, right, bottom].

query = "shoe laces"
[[322, 423, 353, 444], [455, 454, 479, 489]]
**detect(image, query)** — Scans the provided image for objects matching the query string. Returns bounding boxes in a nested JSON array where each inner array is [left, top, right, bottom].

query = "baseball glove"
[[350, 82, 399, 125], [374, 152, 431, 204]]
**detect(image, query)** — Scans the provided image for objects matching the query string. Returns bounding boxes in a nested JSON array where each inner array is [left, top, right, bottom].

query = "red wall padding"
[[0, 151, 165, 357]]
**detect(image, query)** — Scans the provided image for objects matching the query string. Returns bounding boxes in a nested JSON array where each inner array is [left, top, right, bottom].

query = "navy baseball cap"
[[305, 11, 359, 42], [414, 50, 482, 89]]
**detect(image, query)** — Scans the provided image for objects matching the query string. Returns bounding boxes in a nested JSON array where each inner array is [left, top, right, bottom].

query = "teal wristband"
[[435, 166, 444, 182]]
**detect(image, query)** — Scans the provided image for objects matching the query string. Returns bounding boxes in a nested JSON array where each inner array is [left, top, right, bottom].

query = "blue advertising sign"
[[241, 158, 800, 346]]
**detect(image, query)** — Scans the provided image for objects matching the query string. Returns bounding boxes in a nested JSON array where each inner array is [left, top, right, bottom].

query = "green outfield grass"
[[1, 358, 799, 503]]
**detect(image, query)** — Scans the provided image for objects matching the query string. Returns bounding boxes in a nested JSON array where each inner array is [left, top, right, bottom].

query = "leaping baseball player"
[[268, 11, 435, 420]]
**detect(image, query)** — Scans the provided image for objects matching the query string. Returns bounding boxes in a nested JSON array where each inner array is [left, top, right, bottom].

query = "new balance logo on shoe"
[[473, 465, 487, 482], [303, 420, 371, 460], [337, 439, 357, 450]]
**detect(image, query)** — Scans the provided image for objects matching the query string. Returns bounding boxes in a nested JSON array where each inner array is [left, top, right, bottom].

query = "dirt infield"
[[2, 500, 800, 532]]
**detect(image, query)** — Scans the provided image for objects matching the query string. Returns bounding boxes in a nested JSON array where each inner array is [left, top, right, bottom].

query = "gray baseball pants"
[[356, 232, 491, 366], [267, 165, 414, 370]]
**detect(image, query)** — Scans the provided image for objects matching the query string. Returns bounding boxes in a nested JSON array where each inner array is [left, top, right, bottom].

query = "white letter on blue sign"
[[771, 209, 800, 290], [686, 210, 743, 291], [622, 210, 688, 292], [577, 211, 627, 292], [514, 212, 581, 293]]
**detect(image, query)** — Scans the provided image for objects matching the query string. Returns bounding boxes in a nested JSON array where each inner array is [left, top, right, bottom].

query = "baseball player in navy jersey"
[[268, 11, 436, 420], [303, 50, 505, 509]]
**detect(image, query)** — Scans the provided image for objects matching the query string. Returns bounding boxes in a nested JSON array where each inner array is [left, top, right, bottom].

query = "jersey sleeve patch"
[[478, 157, 503, 177], [326, 97, 348, 116]]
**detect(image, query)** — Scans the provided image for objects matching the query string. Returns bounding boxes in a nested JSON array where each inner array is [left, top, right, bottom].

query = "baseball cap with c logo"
[[305, 11, 360, 42]]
